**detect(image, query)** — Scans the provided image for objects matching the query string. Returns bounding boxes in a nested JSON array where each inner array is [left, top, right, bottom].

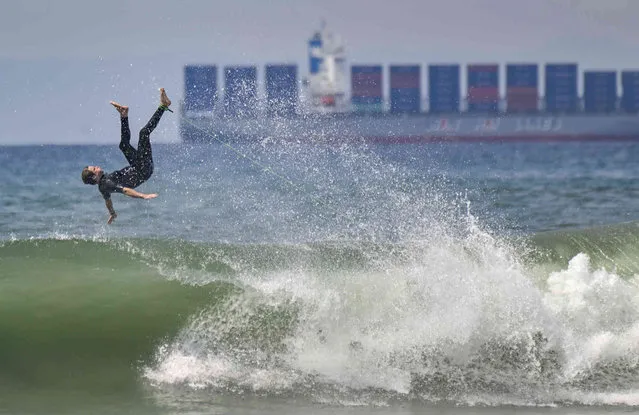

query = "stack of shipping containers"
[[428, 64, 460, 114], [223, 66, 258, 118], [184, 61, 639, 118], [583, 71, 617, 113], [184, 65, 217, 111], [389, 65, 421, 114], [351, 65, 383, 113], [466, 64, 499, 113], [265, 64, 298, 117], [622, 71, 639, 113], [545, 64, 578, 113], [506, 64, 538, 113]]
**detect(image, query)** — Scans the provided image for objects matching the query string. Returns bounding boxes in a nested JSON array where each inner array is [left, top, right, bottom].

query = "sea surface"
[[1, 139, 639, 414]]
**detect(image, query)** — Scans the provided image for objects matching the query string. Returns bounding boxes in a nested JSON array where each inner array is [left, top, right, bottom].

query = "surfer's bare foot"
[[110, 101, 129, 118], [159, 88, 171, 108]]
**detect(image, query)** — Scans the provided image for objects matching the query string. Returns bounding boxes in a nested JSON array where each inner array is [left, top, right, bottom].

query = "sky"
[[1, 0, 638, 145]]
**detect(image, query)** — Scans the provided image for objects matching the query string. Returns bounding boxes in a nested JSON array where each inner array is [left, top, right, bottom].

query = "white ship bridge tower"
[[305, 21, 348, 114]]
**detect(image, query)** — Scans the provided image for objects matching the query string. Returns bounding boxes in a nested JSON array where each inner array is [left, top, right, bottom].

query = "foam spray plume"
[[142, 141, 639, 407]]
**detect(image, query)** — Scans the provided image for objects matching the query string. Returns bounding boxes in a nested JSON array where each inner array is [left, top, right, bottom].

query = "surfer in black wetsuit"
[[81, 88, 172, 224]]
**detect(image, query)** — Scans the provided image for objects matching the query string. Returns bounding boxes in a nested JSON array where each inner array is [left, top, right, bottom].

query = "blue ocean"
[[2, 140, 639, 414]]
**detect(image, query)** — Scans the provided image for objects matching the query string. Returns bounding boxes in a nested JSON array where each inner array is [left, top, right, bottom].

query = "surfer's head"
[[81, 166, 102, 185]]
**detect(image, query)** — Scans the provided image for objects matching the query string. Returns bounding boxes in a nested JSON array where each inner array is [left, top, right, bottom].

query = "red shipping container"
[[468, 64, 498, 73], [507, 87, 537, 96], [352, 73, 382, 84], [507, 86, 537, 111], [507, 92, 537, 100], [507, 95, 538, 111], [507, 96, 537, 102], [468, 86, 498, 102], [352, 88, 383, 98], [390, 73, 420, 89], [352, 73, 383, 97]]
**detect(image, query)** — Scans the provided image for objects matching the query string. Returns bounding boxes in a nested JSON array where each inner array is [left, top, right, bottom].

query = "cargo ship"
[[180, 23, 639, 143]]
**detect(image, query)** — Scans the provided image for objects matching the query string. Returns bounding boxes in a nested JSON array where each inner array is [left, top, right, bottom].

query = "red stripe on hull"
[[362, 134, 639, 144]]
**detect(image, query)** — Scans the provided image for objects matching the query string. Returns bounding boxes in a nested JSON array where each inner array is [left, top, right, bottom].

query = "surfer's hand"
[[107, 212, 117, 224], [143, 193, 158, 200]]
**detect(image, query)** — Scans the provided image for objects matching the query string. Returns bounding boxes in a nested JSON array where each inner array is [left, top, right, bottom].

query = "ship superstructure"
[[304, 21, 348, 114]]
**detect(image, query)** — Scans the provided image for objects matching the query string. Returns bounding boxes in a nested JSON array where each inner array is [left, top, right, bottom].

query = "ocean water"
[[1, 140, 639, 414]]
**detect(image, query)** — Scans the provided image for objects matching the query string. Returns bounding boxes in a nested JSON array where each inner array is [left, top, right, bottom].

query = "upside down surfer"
[[81, 88, 172, 224]]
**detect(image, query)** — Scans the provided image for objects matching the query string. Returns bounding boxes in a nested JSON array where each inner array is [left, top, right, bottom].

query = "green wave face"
[[0, 238, 241, 392], [525, 221, 639, 279]]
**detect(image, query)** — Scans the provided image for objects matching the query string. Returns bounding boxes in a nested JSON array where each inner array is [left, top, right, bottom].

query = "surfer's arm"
[[122, 187, 158, 200], [105, 199, 117, 225]]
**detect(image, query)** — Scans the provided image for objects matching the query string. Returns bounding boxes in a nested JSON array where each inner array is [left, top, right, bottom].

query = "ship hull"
[[180, 113, 639, 143]]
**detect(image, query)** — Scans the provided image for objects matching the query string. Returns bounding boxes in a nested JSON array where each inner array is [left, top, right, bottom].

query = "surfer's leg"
[[135, 111, 161, 178], [135, 89, 171, 179], [111, 102, 137, 165], [118, 117, 138, 165]]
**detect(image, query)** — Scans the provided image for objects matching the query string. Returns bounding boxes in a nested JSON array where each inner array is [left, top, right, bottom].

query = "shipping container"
[[467, 64, 499, 87], [507, 97, 538, 112], [428, 64, 460, 113], [184, 65, 217, 111], [584, 71, 617, 113], [506, 64, 538, 112], [351, 65, 383, 112], [351, 65, 383, 96], [390, 88, 420, 113], [506, 64, 538, 88], [467, 64, 499, 113], [545, 63, 578, 113], [621, 71, 639, 113], [468, 101, 498, 113], [351, 95, 383, 112], [390, 65, 420, 89], [506, 87, 538, 112], [265, 64, 298, 117], [223, 66, 258, 118], [389, 65, 420, 113]]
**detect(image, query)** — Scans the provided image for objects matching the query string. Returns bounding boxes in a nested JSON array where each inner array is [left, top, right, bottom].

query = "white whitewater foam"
[[143, 213, 639, 405], [543, 253, 639, 381]]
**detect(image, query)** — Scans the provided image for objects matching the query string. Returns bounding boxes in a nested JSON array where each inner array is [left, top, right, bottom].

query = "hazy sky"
[[1, 0, 638, 145]]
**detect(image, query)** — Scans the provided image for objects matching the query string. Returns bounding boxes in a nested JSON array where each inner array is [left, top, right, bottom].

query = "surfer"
[[81, 88, 172, 224]]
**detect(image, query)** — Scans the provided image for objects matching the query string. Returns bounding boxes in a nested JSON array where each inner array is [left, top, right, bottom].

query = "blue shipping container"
[[546, 97, 577, 112], [351, 96, 383, 104], [545, 64, 577, 90], [546, 63, 578, 76], [622, 71, 639, 112], [428, 65, 460, 113], [584, 71, 617, 113], [223, 66, 258, 117], [265, 64, 298, 117], [390, 88, 420, 113], [467, 65, 498, 87], [545, 63, 578, 112], [506, 64, 538, 88], [352, 65, 383, 74], [184, 65, 217, 111], [468, 101, 498, 113]]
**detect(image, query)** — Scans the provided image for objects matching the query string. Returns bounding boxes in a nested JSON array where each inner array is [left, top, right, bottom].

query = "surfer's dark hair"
[[81, 167, 96, 185]]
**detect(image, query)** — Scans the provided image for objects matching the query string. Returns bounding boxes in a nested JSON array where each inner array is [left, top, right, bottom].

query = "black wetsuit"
[[98, 107, 166, 200]]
